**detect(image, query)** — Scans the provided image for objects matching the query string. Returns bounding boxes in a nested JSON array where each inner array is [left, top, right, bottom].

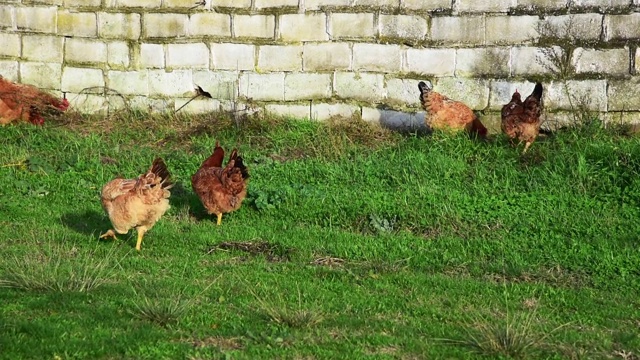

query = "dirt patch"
[[205, 240, 294, 262], [191, 336, 243, 350]]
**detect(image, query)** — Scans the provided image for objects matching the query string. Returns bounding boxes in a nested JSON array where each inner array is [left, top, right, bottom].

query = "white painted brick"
[[239, 72, 285, 101], [353, 43, 401, 72], [402, 0, 451, 11], [16, 7, 56, 33], [516, 0, 566, 9], [233, 15, 275, 39], [456, 0, 516, 12], [431, 16, 484, 45], [310, 103, 361, 121], [603, 112, 640, 127], [385, 78, 422, 107], [164, 0, 200, 8], [0, 33, 21, 57], [511, 46, 560, 76], [433, 78, 490, 110], [456, 48, 510, 77], [128, 96, 171, 112], [65, 38, 107, 64], [189, 13, 231, 37], [485, 15, 539, 45], [574, 0, 629, 6], [572, 48, 629, 76], [64, 0, 102, 6], [334, 72, 385, 102], [211, 0, 251, 6], [352, 0, 398, 7], [0, 6, 14, 29], [174, 98, 221, 114], [108, 41, 130, 68], [147, 69, 193, 97], [363, 108, 426, 130], [329, 13, 375, 39], [61, 67, 104, 93], [143, 13, 188, 38], [605, 14, 640, 41], [255, 0, 298, 7], [98, 12, 141, 40], [543, 14, 603, 41], [546, 80, 607, 112], [107, 70, 148, 95], [636, 48, 640, 74], [258, 45, 303, 72], [167, 43, 209, 68], [265, 104, 313, 120], [0, 61, 19, 81], [284, 73, 332, 100], [280, 13, 329, 42], [139, 43, 165, 68], [57, 11, 96, 37], [405, 48, 455, 76], [20, 62, 62, 89], [192, 70, 238, 100], [306, 0, 352, 10], [67, 93, 107, 114], [211, 43, 255, 71], [379, 14, 427, 40], [303, 43, 351, 71], [488, 80, 540, 111], [22, 35, 63, 63], [106, 0, 161, 8]]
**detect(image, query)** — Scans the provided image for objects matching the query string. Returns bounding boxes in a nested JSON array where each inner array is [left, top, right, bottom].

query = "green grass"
[[1, 111, 639, 359]]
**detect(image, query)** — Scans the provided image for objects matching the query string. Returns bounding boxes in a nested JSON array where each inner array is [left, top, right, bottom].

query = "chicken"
[[418, 81, 487, 138], [501, 82, 544, 154], [0, 76, 69, 126], [191, 141, 249, 225], [99, 158, 173, 251]]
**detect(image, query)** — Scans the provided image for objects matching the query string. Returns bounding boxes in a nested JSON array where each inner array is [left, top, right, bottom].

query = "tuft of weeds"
[[250, 286, 324, 329], [129, 296, 191, 328]]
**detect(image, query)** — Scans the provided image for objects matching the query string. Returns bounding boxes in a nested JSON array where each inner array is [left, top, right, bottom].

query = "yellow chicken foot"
[[216, 213, 223, 226], [522, 141, 532, 154], [135, 228, 147, 251], [99, 229, 118, 241]]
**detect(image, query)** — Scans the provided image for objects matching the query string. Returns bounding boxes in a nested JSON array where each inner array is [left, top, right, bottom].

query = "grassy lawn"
[[0, 112, 639, 359]]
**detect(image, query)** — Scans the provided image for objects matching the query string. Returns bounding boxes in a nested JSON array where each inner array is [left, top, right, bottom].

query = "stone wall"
[[0, 0, 639, 129]]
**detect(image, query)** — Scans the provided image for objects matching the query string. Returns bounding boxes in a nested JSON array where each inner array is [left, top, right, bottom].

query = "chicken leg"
[[99, 229, 119, 241], [135, 227, 148, 251], [216, 213, 222, 226]]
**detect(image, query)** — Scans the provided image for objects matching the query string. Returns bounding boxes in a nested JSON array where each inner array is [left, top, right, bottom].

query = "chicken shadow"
[[60, 210, 111, 237], [168, 180, 212, 221]]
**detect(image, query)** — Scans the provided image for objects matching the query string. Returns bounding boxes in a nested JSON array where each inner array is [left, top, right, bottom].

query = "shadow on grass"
[[60, 210, 110, 237]]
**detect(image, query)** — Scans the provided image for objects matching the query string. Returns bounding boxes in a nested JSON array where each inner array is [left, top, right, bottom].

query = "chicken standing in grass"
[[100, 158, 173, 251], [501, 82, 544, 154], [191, 141, 249, 225], [0, 76, 69, 125]]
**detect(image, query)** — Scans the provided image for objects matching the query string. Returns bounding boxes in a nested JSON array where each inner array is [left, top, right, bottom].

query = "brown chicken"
[[191, 141, 249, 225], [100, 158, 173, 251], [501, 82, 544, 154], [0, 76, 69, 125], [418, 81, 487, 138]]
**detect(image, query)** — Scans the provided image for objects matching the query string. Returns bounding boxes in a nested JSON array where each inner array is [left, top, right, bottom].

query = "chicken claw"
[[99, 229, 118, 241], [135, 228, 147, 251], [216, 213, 223, 226]]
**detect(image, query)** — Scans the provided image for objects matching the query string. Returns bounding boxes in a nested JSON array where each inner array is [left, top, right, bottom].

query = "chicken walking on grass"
[[501, 82, 544, 154], [0, 76, 69, 126]]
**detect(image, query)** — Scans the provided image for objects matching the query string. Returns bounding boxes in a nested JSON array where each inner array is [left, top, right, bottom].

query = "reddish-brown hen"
[[191, 141, 249, 225], [501, 82, 544, 153], [0, 76, 69, 126], [418, 81, 487, 138]]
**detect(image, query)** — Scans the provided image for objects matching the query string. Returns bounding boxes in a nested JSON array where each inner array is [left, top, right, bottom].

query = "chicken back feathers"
[[191, 142, 249, 224], [501, 82, 544, 153], [0, 76, 69, 126], [100, 158, 173, 245], [418, 81, 487, 138]]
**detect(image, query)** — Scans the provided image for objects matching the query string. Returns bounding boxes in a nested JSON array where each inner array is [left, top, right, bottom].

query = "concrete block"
[[0, 61, 19, 81], [139, 43, 165, 68], [303, 43, 351, 71], [22, 35, 63, 63], [605, 14, 640, 41], [542, 14, 603, 41], [284, 73, 332, 100], [636, 48, 640, 74], [362, 108, 426, 131], [61, 67, 104, 93], [233, 15, 275, 39], [456, 48, 510, 77], [107, 41, 130, 68], [107, 70, 148, 95], [98, 12, 141, 40], [511, 46, 560, 76], [402, 0, 451, 11], [58, 11, 97, 37], [0, 33, 21, 57], [167, 43, 209, 68], [65, 38, 107, 64], [128, 96, 171, 113], [192, 70, 238, 100], [143, 13, 188, 38], [16, 7, 56, 33], [189, 13, 231, 37], [603, 112, 640, 128], [379, 14, 427, 40], [329, 13, 375, 39], [106, 0, 161, 8], [239, 72, 285, 101], [352, 43, 401, 72], [211, 43, 255, 71], [147, 69, 193, 97], [431, 16, 484, 45], [546, 79, 607, 111], [174, 98, 221, 113], [265, 104, 313, 120], [485, 15, 539, 45], [456, 0, 516, 12], [334, 72, 385, 102], [67, 94, 107, 115], [405, 48, 455, 76], [211, 0, 251, 6], [255, 0, 298, 7], [280, 13, 329, 42], [306, 0, 352, 10], [258, 45, 303, 72], [433, 78, 490, 110], [608, 78, 640, 111], [385, 78, 422, 107], [0, 6, 14, 30], [64, 0, 102, 6], [164, 0, 203, 8], [573, 0, 629, 7], [516, 0, 566, 9], [310, 103, 361, 121], [572, 48, 629, 76], [488, 80, 541, 111], [352, 0, 399, 7], [20, 62, 62, 90]]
